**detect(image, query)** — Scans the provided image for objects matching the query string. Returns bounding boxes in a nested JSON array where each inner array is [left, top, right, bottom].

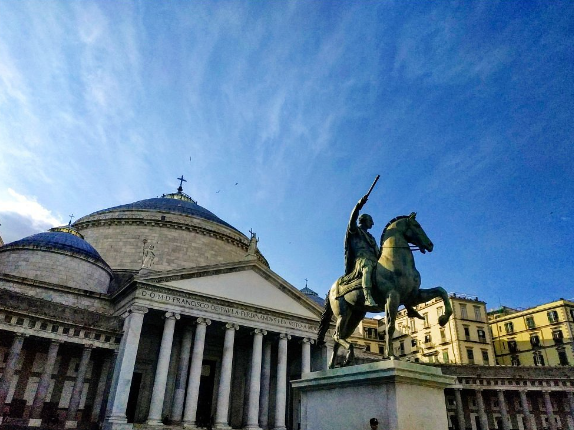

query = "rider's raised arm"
[[348, 195, 367, 233]]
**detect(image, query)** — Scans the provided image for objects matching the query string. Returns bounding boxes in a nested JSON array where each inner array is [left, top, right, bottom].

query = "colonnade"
[[104, 306, 316, 430], [451, 387, 574, 430], [0, 334, 111, 428]]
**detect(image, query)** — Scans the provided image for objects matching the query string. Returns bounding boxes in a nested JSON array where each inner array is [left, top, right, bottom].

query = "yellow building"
[[488, 298, 574, 366], [349, 317, 385, 354], [381, 293, 495, 365]]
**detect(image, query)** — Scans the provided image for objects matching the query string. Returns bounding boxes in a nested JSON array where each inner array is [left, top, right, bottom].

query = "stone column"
[[182, 318, 211, 429], [273, 334, 290, 430], [497, 390, 511, 430], [65, 345, 93, 428], [171, 325, 194, 423], [214, 323, 239, 429], [29, 340, 62, 426], [259, 340, 272, 429], [454, 388, 466, 430], [567, 391, 574, 428], [91, 355, 112, 423], [147, 312, 180, 425], [245, 329, 266, 430], [104, 305, 148, 430], [475, 389, 489, 430], [0, 334, 26, 415], [300, 338, 313, 374], [519, 390, 534, 430], [544, 391, 557, 430]]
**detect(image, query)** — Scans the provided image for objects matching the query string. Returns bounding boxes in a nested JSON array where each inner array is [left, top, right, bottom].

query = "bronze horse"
[[317, 212, 452, 368]]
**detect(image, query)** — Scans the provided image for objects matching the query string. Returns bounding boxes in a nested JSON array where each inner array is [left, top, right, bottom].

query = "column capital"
[[164, 312, 181, 320], [196, 317, 211, 326], [278, 333, 291, 340], [123, 305, 148, 318], [83, 344, 95, 350], [252, 329, 267, 336], [301, 337, 315, 345], [224, 322, 239, 330]]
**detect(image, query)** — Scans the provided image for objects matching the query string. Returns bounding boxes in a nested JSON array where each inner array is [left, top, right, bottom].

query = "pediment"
[[145, 263, 322, 320]]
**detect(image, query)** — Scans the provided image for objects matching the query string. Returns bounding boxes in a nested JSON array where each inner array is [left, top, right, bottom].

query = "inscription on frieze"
[[138, 289, 318, 332]]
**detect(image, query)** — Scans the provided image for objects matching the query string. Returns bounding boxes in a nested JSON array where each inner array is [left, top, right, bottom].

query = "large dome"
[[73, 191, 268, 272], [85, 197, 240, 232], [0, 229, 113, 294]]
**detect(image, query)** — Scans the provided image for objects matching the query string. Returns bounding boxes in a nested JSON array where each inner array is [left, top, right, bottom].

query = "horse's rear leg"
[[385, 290, 400, 358]]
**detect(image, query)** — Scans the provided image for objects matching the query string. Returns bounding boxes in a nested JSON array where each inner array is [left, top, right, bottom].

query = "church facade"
[[0, 187, 326, 430]]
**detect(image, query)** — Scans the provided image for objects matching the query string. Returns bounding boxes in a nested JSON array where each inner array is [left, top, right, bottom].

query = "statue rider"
[[344, 193, 380, 307]]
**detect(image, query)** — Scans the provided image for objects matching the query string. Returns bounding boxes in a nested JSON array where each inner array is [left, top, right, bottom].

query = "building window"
[[558, 349, 569, 365], [40, 322, 48, 330], [411, 339, 418, 348], [508, 340, 518, 353], [481, 350, 489, 364], [399, 341, 404, 354], [530, 334, 540, 347], [365, 344, 371, 352], [552, 330, 564, 344], [548, 310, 559, 323], [365, 327, 378, 339], [460, 304, 468, 319], [511, 355, 520, 366], [526, 316, 536, 329], [63, 327, 70, 335], [28, 320, 36, 329], [51, 325, 59, 333], [15, 317, 24, 326], [477, 329, 486, 343], [440, 328, 447, 343], [466, 348, 474, 364], [533, 352, 545, 366], [423, 313, 429, 328], [437, 306, 444, 317], [570, 308, 574, 321], [4, 315, 12, 323], [73, 328, 81, 336], [442, 350, 449, 363], [424, 334, 432, 344], [474, 306, 482, 321], [504, 322, 514, 333], [464, 326, 470, 341], [410, 319, 416, 333]]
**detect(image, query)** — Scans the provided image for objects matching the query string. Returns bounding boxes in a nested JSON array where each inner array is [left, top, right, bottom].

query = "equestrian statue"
[[317, 175, 453, 368]]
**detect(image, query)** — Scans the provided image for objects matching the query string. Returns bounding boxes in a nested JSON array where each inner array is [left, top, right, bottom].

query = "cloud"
[[0, 189, 62, 242]]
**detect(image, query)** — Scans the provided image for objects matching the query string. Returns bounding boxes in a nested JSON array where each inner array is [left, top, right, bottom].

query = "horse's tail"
[[317, 289, 333, 345]]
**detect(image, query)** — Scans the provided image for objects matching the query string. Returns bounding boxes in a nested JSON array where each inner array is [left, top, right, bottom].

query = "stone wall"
[[0, 249, 112, 294], [76, 212, 252, 272]]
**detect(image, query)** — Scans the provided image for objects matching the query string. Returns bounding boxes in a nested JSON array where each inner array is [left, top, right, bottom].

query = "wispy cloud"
[[0, 189, 62, 237]]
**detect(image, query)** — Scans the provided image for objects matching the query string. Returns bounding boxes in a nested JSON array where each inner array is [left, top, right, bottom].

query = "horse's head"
[[404, 212, 433, 253]]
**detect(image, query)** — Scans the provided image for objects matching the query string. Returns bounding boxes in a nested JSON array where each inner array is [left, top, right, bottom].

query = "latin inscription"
[[139, 289, 317, 332]]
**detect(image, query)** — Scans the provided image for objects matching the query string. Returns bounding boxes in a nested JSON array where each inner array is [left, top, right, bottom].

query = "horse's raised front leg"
[[385, 290, 400, 358], [415, 286, 453, 326]]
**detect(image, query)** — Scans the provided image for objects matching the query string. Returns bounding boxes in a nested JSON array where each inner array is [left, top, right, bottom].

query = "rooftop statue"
[[317, 176, 453, 368]]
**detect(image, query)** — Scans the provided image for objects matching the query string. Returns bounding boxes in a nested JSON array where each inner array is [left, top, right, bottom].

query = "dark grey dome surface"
[[300, 286, 325, 306], [3, 231, 107, 263], [82, 197, 239, 232]]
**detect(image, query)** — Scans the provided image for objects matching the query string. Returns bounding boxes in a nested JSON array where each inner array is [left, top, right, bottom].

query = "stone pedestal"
[[292, 360, 454, 430]]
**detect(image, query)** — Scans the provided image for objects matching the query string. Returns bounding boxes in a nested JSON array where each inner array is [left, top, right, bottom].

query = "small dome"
[[80, 197, 239, 232], [4, 231, 106, 264], [300, 286, 325, 306]]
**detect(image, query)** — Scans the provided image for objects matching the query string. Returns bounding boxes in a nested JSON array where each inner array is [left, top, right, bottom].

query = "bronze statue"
[[317, 177, 453, 368], [341, 181, 380, 307]]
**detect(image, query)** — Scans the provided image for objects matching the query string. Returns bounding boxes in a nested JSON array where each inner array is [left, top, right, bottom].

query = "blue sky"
[[0, 1, 572, 311]]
